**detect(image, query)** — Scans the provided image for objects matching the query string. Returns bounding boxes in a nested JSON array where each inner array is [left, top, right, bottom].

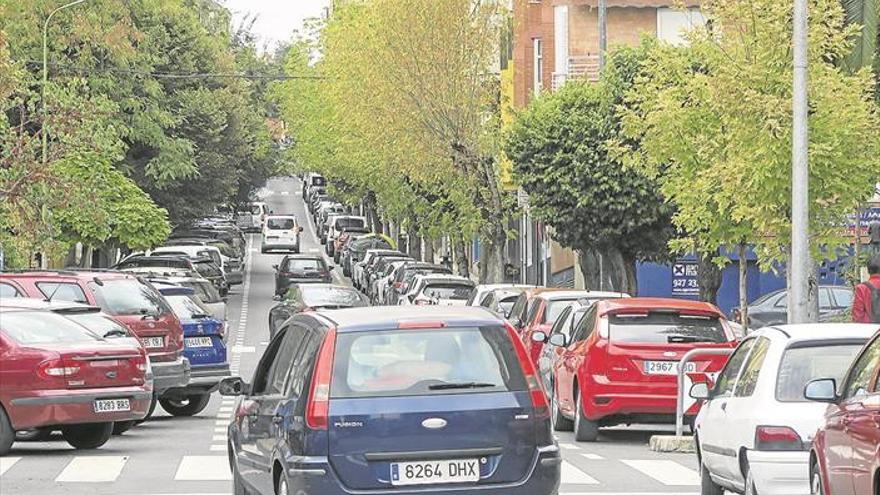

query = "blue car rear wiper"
[[428, 382, 497, 390]]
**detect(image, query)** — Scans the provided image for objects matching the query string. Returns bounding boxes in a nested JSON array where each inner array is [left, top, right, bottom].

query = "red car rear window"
[[608, 313, 728, 344], [1, 311, 101, 344]]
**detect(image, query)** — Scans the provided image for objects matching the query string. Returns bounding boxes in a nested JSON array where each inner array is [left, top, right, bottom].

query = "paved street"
[[0, 178, 701, 495]]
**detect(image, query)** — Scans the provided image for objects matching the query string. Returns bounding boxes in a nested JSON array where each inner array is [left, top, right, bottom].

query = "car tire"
[[276, 471, 290, 495], [0, 405, 14, 456], [550, 387, 574, 432], [810, 460, 824, 495], [700, 461, 724, 495], [15, 427, 54, 442], [160, 394, 211, 417], [230, 444, 249, 495], [112, 421, 136, 436], [61, 422, 114, 450], [573, 390, 599, 442], [136, 392, 158, 424]]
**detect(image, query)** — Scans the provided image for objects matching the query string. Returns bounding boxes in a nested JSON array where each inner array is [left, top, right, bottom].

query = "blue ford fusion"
[[221, 306, 561, 495], [158, 286, 230, 416]]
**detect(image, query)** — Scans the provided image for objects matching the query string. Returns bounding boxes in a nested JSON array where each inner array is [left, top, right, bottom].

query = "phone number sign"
[[672, 262, 699, 296]]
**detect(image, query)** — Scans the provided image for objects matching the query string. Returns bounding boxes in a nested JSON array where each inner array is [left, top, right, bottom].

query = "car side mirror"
[[804, 378, 838, 403], [219, 377, 250, 396], [531, 332, 547, 343], [328, 265, 335, 270], [273, 294, 282, 301], [548, 333, 568, 347], [689, 382, 710, 400], [299, 227, 304, 232], [273, 264, 279, 270]]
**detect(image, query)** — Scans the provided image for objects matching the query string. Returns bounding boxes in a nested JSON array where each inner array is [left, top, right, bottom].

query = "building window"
[[532, 38, 543, 96], [657, 8, 707, 46]]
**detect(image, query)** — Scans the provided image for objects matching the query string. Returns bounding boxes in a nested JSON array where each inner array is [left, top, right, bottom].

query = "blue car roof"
[[314, 306, 504, 333], [158, 286, 195, 296]]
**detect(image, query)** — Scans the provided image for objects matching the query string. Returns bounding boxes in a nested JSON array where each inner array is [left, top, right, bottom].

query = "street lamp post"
[[789, 0, 810, 323], [42, 0, 90, 165]]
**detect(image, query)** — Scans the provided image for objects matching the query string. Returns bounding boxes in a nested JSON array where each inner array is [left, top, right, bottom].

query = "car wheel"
[[160, 394, 211, 417], [0, 406, 14, 456], [15, 427, 54, 442], [276, 471, 289, 495], [573, 390, 599, 442], [744, 462, 758, 495], [551, 387, 574, 432], [61, 422, 114, 450], [139, 393, 158, 423], [700, 461, 724, 495], [810, 460, 824, 495], [112, 421, 136, 436], [231, 444, 249, 495]]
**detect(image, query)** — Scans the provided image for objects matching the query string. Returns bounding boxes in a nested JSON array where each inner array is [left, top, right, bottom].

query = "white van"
[[325, 215, 368, 256], [237, 202, 268, 232], [261, 215, 302, 253]]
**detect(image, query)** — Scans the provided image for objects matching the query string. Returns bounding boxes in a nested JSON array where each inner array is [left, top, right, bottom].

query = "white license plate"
[[94, 398, 131, 413], [142, 336, 164, 348], [186, 337, 214, 348], [643, 360, 697, 375], [390, 458, 480, 486]]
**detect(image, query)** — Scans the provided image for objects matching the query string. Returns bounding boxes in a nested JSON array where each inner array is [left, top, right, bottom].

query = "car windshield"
[[331, 326, 526, 398], [776, 343, 865, 402], [300, 287, 367, 308], [89, 279, 171, 317], [165, 294, 211, 320], [545, 299, 581, 323], [119, 257, 190, 269], [282, 258, 325, 271], [194, 261, 222, 278], [1, 311, 102, 344], [335, 218, 365, 230], [181, 280, 222, 303], [66, 313, 131, 338], [267, 218, 296, 230], [422, 283, 473, 300], [608, 313, 728, 344]]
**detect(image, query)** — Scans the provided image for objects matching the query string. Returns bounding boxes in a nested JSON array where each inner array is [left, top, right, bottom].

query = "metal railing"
[[674, 347, 735, 437]]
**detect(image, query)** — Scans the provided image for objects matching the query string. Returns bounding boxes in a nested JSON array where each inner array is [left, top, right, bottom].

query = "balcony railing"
[[552, 54, 601, 90]]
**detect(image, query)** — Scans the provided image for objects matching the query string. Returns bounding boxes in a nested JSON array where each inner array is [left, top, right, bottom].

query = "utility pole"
[[789, 0, 810, 323], [42, 0, 89, 165], [598, 0, 607, 72]]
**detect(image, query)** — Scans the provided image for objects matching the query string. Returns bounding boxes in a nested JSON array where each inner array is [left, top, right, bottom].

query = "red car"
[[0, 271, 189, 414], [0, 305, 152, 454], [519, 290, 630, 364], [807, 329, 880, 495], [548, 297, 737, 441]]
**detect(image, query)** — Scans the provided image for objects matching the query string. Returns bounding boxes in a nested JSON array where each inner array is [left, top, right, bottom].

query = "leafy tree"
[[505, 44, 673, 294], [617, 0, 880, 324]]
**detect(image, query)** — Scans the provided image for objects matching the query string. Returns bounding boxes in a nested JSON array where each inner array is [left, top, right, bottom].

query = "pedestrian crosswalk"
[[0, 451, 700, 490]]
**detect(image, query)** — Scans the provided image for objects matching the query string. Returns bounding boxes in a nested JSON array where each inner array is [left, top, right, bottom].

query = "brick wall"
[[513, 0, 555, 108], [569, 6, 657, 56]]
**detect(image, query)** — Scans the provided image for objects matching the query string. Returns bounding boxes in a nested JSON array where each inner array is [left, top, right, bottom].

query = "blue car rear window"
[[331, 326, 526, 399]]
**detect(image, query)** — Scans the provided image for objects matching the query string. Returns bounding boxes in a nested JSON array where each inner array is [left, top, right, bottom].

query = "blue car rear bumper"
[[281, 445, 561, 495]]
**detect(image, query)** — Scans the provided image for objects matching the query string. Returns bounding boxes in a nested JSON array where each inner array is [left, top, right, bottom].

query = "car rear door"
[[836, 336, 880, 495], [326, 325, 538, 491]]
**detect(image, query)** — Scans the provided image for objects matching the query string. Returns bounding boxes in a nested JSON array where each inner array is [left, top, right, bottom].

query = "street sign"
[[671, 261, 699, 296]]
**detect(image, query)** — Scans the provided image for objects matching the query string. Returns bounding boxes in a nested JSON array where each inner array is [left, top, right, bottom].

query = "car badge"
[[148, 322, 156, 329], [197, 325, 204, 334], [663, 351, 677, 357], [421, 418, 447, 430], [105, 371, 117, 379]]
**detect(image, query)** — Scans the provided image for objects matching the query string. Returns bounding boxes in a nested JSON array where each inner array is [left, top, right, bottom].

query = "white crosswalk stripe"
[[0, 456, 21, 476], [581, 453, 605, 460], [55, 456, 129, 482], [621, 460, 700, 486], [561, 460, 599, 485], [174, 456, 231, 481]]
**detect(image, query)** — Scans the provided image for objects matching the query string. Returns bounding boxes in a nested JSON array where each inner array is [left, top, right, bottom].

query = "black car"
[[192, 257, 229, 296], [387, 262, 453, 305], [731, 285, 853, 328], [267, 284, 368, 337], [342, 236, 394, 277], [273, 255, 333, 296], [114, 254, 194, 272]]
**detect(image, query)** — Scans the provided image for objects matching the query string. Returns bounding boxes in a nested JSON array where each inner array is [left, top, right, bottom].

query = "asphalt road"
[[0, 177, 703, 495]]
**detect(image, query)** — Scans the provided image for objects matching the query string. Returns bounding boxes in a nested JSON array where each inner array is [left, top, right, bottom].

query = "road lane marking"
[[209, 444, 227, 451], [55, 456, 129, 482], [0, 457, 21, 476], [561, 460, 599, 484], [174, 456, 231, 481], [620, 460, 700, 486], [581, 453, 604, 460], [559, 442, 579, 450], [211, 434, 226, 441], [230, 346, 256, 353]]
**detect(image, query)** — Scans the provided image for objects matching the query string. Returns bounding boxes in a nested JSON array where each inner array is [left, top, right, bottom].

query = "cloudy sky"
[[223, 0, 330, 48]]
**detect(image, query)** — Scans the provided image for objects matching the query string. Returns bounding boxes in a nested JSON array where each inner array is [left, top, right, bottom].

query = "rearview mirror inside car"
[[804, 378, 838, 403], [531, 332, 547, 343], [689, 382, 710, 400], [548, 333, 568, 347], [219, 377, 249, 396]]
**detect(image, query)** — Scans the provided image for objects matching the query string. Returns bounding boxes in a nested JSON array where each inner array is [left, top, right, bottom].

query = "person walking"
[[853, 256, 880, 323]]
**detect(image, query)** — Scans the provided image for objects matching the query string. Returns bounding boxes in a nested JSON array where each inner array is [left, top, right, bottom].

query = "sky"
[[223, 0, 330, 49]]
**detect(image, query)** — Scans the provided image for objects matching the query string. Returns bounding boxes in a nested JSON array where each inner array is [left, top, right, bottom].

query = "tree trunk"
[[697, 250, 723, 305], [364, 192, 381, 233], [423, 237, 434, 264], [623, 253, 638, 296], [480, 233, 506, 284], [407, 228, 421, 260], [738, 244, 749, 333], [604, 247, 629, 293], [453, 239, 469, 278], [578, 248, 601, 290]]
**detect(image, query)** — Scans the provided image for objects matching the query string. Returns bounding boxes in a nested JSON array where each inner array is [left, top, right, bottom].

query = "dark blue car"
[[158, 286, 230, 416], [220, 306, 561, 495]]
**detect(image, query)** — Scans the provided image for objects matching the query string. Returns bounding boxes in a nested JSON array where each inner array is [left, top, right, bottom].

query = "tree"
[[505, 44, 673, 294], [618, 0, 880, 326]]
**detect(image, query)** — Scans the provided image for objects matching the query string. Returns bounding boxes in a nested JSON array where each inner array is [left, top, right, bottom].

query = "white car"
[[353, 249, 400, 291], [261, 215, 302, 253], [370, 260, 410, 305], [399, 274, 475, 306], [693, 323, 876, 495], [325, 215, 368, 255]]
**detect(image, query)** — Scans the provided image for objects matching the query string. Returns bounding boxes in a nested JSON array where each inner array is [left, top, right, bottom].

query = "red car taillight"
[[754, 426, 804, 451], [38, 358, 80, 379], [505, 323, 549, 417], [306, 328, 337, 430]]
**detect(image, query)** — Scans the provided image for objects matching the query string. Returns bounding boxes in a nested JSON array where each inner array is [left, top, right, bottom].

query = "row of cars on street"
[[0, 216, 245, 455]]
